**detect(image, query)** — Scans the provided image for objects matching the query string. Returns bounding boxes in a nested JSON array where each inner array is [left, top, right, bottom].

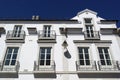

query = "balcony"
[[84, 31, 100, 40], [0, 61, 20, 78], [76, 60, 120, 78], [6, 30, 25, 43], [76, 60, 96, 71], [98, 60, 118, 71], [33, 60, 56, 78], [37, 30, 56, 43]]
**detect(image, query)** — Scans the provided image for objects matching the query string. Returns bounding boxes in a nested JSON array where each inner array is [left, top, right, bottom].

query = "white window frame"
[[95, 43, 113, 66], [12, 25, 23, 37], [76, 43, 92, 66], [1, 44, 21, 70], [43, 25, 52, 37], [37, 44, 54, 67]]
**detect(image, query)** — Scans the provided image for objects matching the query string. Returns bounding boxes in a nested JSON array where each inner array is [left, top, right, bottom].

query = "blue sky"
[[0, 0, 119, 26]]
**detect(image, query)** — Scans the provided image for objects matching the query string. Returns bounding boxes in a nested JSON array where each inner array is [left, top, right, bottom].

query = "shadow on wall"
[[64, 49, 71, 59]]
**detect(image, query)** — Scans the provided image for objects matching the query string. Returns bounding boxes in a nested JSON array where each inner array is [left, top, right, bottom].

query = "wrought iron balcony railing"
[[98, 60, 118, 71], [76, 60, 97, 71], [0, 61, 20, 72], [84, 31, 100, 40], [34, 60, 55, 72], [38, 30, 56, 40], [6, 30, 25, 40]]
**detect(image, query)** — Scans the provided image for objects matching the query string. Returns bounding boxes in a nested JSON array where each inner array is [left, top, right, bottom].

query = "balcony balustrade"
[[6, 30, 25, 43], [84, 31, 100, 40], [38, 30, 56, 40]]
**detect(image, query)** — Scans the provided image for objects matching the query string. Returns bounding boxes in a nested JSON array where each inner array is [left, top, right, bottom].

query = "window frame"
[[76, 43, 92, 66], [95, 44, 113, 66], [2, 44, 21, 69], [37, 44, 54, 67]]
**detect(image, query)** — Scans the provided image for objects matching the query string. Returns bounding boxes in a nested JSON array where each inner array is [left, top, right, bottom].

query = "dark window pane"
[[40, 60, 44, 65], [12, 54, 17, 59], [98, 48, 102, 53], [46, 54, 51, 60], [6, 54, 11, 59], [84, 18, 91, 23], [40, 48, 45, 53], [14, 48, 19, 53], [8, 48, 13, 54], [11, 60, 16, 65], [101, 60, 105, 65], [104, 48, 108, 53], [40, 54, 45, 59], [46, 60, 50, 65], [80, 60, 84, 65], [99, 54, 104, 59], [86, 60, 90, 65], [47, 48, 51, 53], [105, 54, 110, 59], [78, 48, 82, 53], [106, 60, 112, 65], [79, 54, 83, 59], [5, 60, 10, 65], [84, 48, 88, 53], [85, 54, 89, 59]]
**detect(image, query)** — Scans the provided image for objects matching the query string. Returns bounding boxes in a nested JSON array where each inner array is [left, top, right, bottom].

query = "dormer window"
[[84, 18, 92, 24]]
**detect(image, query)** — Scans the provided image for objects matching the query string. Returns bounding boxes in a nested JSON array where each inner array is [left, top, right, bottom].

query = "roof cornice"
[[77, 9, 97, 16]]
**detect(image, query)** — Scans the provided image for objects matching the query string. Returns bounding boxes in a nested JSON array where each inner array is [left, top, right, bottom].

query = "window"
[[39, 47, 52, 66], [98, 47, 112, 65], [43, 25, 51, 37], [78, 47, 90, 65], [27, 28, 37, 35], [12, 25, 22, 37], [86, 25, 94, 38], [84, 18, 92, 24], [3, 47, 19, 66]]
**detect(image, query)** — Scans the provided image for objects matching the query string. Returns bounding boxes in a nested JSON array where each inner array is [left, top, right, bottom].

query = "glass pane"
[[46, 54, 51, 60], [14, 48, 19, 53], [40, 48, 45, 53], [85, 18, 91, 23], [85, 54, 89, 59], [5, 60, 10, 65], [99, 54, 104, 59], [40, 54, 45, 59], [79, 54, 83, 59], [40, 60, 44, 65], [6, 54, 11, 59], [78, 48, 82, 53], [98, 48, 102, 53], [46, 60, 50, 65], [12, 54, 17, 59], [86, 60, 90, 65], [104, 48, 108, 53], [101, 60, 105, 65], [8, 48, 13, 54], [84, 48, 88, 53], [80, 60, 84, 65], [105, 54, 110, 59], [11, 60, 16, 65], [47, 48, 51, 53], [106, 60, 112, 65]]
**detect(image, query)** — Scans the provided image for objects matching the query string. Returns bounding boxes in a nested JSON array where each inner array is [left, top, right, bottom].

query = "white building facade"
[[0, 9, 120, 80]]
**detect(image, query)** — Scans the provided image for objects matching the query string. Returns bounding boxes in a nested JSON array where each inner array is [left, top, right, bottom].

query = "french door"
[[12, 25, 22, 37]]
